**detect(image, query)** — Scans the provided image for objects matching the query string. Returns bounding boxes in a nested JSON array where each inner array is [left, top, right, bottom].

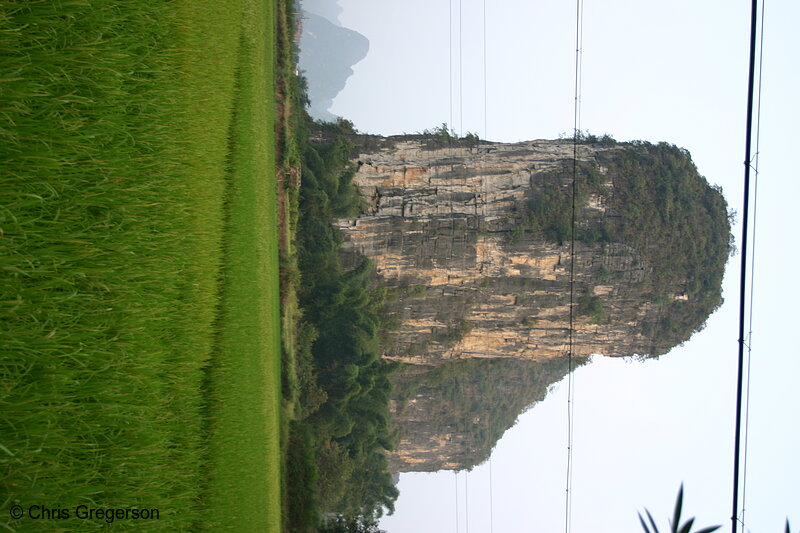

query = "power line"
[[566, 1, 584, 532], [489, 458, 494, 533], [575, 0, 584, 134], [483, 0, 487, 140], [455, 471, 459, 533], [739, 1, 766, 530], [459, 0, 463, 137], [465, 470, 470, 533], [731, 0, 760, 532]]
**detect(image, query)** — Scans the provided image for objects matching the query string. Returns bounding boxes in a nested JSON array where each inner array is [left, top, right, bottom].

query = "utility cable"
[[739, 1, 766, 530], [483, 0, 488, 141], [581, 0, 585, 128], [732, 0, 759, 532], [455, 471, 459, 533], [489, 457, 495, 533], [566, 1, 584, 533], [465, 470, 470, 533], [459, 0, 463, 137]]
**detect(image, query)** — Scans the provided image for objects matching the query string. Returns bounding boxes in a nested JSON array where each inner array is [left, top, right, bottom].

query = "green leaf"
[[646, 509, 661, 533], [639, 512, 653, 533], [677, 518, 694, 533], [692, 526, 721, 533], [672, 484, 685, 532]]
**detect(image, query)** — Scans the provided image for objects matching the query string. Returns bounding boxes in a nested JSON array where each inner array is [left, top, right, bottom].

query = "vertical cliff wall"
[[333, 136, 731, 472]]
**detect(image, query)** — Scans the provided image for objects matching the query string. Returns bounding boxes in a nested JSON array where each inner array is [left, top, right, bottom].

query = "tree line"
[[286, 117, 398, 533]]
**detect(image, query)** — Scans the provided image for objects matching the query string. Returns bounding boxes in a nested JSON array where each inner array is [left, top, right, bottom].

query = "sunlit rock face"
[[335, 136, 731, 472]]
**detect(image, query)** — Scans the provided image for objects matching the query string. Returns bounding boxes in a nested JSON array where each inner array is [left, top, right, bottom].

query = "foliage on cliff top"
[[521, 141, 733, 354], [600, 142, 733, 352]]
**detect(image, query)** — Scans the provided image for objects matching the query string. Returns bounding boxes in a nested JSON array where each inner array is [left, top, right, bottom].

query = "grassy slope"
[[1, 1, 280, 531]]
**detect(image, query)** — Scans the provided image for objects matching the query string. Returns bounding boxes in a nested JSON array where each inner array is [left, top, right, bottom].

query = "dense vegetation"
[[516, 140, 733, 353], [273, 5, 399, 530], [1, 1, 281, 531], [282, 116, 399, 532], [597, 143, 732, 349], [392, 357, 587, 471]]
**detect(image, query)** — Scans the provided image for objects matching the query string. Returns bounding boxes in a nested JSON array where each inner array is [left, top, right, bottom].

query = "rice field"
[[1, 1, 281, 531]]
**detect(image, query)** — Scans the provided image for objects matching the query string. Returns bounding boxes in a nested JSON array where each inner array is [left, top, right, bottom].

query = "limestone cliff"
[[333, 135, 731, 472]]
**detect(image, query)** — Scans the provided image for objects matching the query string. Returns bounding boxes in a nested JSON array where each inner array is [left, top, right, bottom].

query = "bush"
[[577, 293, 604, 324]]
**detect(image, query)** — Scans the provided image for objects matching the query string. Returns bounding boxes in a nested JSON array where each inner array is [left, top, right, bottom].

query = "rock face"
[[339, 138, 686, 363], [334, 136, 730, 472]]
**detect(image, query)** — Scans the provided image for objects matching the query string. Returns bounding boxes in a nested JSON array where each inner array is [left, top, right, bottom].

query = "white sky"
[[306, 1, 800, 531]]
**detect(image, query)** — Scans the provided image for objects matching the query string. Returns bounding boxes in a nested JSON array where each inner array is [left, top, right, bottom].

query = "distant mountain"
[[298, 8, 369, 122], [300, 0, 343, 24]]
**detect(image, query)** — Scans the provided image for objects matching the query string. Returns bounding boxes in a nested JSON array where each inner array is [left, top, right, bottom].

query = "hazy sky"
[[303, 1, 799, 531]]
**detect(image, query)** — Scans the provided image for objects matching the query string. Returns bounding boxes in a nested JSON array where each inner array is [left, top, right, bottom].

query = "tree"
[[318, 514, 386, 533]]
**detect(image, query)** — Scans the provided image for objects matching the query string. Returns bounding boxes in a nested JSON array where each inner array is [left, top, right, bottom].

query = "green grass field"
[[1, 1, 281, 531]]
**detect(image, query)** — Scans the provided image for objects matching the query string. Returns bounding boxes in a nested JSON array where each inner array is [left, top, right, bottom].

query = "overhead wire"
[[565, 1, 584, 532], [738, 1, 766, 530], [449, 6, 459, 533], [483, 11, 492, 530], [447, 0, 453, 128], [455, 471, 459, 533], [459, 0, 463, 137], [465, 471, 469, 533], [483, 0, 487, 141], [483, 4, 495, 532], [731, 0, 760, 532], [489, 458, 494, 533]]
